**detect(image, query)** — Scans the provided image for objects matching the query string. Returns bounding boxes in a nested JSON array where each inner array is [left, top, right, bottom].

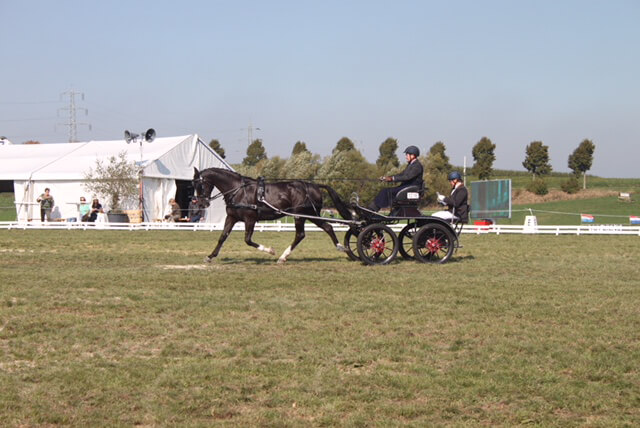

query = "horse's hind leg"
[[278, 218, 307, 264], [205, 216, 236, 262], [311, 219, 347, 253], [244, 221, 276, 256]]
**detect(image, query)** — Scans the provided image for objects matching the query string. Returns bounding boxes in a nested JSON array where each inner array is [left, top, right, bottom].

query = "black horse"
[[193, 167, 353, 263]]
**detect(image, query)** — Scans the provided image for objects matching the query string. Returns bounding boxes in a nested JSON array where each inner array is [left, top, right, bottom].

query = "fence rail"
[[1, 221, 639, 236]]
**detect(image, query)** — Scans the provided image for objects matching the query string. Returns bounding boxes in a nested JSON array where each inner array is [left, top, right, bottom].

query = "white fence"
[[1, 221, 639, 236]]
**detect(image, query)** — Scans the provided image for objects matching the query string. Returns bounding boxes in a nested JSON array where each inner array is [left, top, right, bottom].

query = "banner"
[[581, 214, 594, 223], [630, 216, 640, 225]]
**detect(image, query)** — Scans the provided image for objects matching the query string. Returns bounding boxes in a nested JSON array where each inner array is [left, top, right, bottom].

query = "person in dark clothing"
[[368, 145, 424, 211], [435, 171, 469, 222], [87, 198, 103, 222], [187, 196, 204, 223]]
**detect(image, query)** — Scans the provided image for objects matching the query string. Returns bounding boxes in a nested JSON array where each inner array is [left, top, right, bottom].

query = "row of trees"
[[207, 136, 596, 201]]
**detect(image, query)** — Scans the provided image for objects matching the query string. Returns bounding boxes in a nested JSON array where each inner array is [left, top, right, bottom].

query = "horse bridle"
[[193, 176, 248, 205]]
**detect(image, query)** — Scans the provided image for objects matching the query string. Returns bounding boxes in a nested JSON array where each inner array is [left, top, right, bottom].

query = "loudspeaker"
[[144, 128, 156, 143], [124, 130, 139, 144]]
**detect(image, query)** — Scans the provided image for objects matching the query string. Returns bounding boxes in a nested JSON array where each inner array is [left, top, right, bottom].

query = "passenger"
[[434, 171, 469, 222], [368, 145, 423, 211]]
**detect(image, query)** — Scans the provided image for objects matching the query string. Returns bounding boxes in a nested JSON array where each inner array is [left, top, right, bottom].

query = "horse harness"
[[199, 175, 321, 216]]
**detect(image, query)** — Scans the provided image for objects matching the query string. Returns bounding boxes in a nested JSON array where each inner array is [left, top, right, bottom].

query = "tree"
[[283, 151, 321, 180], [292, 141, 309, 155], [317, 148, 377, 203], [208, 139, 225, 159], [332, 137, 355, 154], [243, 139, 267, 166], [260, 156, 286, 179], [522, 141, 552, 179], [472, 136, 496, 180], [376, 137, 399, 171], [22, 140, 41, 144], [83, 151, 138, 212], [568, 139, 595, 189], [423, 142, 453, 203]]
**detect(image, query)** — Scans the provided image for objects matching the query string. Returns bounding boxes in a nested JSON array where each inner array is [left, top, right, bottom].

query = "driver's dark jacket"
[[374, 159, 424, 208], [391, 160, 423, 187]]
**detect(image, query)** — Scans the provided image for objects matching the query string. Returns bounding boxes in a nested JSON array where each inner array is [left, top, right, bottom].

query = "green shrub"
[[526, 178, 549, 195], [561, 177, 580, 194]]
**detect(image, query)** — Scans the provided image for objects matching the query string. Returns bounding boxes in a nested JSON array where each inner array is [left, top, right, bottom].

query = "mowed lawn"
[[1, 229, 639, 426]]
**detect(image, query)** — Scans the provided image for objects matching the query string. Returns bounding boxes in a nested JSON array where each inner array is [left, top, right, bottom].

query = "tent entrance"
[[175, 180, 194, 218]]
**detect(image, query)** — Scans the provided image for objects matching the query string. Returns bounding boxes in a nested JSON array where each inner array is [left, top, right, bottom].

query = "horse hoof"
[[268, 248, 276, 255], [336, 244, 347, 252], [277, 258, 287, 264], [204, 256, 212, 263]]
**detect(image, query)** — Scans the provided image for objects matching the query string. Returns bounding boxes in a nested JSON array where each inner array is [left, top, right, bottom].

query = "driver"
[[433, 171, 468, 222], [368, 145, 423, 211]]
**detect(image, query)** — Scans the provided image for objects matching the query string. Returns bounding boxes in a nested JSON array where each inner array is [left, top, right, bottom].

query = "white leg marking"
[[278, 245, 292, 264], [258, 244, 276, 255], [336, 243, 347, 252]]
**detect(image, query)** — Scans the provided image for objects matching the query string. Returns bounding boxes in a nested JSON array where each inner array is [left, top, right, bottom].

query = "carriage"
[[339, 185, 463, 266], [193, 168, 464, 265]]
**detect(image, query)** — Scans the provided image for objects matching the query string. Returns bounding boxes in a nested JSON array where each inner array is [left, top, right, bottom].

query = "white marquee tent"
[[0, 135, 232, 223]]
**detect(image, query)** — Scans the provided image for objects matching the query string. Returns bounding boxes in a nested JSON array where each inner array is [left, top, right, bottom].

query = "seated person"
[[187, 196, 204, 223], [87, 198, 103, 222], [433, 171, 469, 222], [164, 198, 182, 222], [368, 145, 423, 211], [79, 196, 91, 221]]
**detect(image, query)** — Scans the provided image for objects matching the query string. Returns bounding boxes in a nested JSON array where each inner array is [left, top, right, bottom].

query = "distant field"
[[1, 230, 639, 425]]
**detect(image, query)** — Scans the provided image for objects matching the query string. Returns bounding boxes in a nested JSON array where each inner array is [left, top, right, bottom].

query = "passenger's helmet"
[[448, 171, 462, 181], [403, 145, 420, 157]]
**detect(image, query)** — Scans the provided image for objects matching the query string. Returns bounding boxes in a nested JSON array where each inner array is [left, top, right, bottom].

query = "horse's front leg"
[[278, 218, 307, 264], [311, 219, 347, 253], [205, 216, 237, 262], [244, 220, 276, 256]]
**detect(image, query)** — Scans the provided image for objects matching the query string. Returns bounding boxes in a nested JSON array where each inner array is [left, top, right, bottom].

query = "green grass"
[[0, 193, 15, 221], [1, 230, 639, 426]]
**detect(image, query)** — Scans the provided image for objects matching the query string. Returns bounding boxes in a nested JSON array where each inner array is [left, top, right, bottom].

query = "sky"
[[1, 0, 639, 177]]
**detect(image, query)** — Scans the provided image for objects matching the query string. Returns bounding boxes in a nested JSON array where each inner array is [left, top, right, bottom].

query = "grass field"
[[1, 230, 639, 426]]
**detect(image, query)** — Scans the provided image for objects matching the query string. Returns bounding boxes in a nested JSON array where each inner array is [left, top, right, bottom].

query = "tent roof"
[[0, 135, 230, 181]]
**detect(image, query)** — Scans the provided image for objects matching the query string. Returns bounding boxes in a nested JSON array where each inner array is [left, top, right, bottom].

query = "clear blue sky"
[[2, 0, 639, 177]]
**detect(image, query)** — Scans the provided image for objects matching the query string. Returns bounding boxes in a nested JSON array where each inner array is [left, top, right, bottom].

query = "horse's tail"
[[318, 184, 353, 220]]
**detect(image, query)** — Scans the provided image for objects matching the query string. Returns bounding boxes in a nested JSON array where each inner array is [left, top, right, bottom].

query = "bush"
[[561, 177, 580, 194], [526, 178, 548, 195]]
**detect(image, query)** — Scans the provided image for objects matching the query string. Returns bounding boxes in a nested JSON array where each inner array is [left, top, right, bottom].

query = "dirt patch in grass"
[[158, 264, 209, 270], [512, 189, 617, 205]]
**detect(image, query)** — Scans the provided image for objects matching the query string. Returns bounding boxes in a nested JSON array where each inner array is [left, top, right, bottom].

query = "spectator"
[[79, 196, 91, 222], [36, 188, 55, 222], [164, 198, 181, 222], [88, 198, 103, 222], [187, 196, 204, 223]]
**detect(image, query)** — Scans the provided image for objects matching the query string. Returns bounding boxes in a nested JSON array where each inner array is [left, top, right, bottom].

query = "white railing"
[[1, 221, 639, 236]]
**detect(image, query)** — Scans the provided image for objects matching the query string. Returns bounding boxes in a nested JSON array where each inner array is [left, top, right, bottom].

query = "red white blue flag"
[[581, 214, 594, 223], [630, 216, 640, 225]]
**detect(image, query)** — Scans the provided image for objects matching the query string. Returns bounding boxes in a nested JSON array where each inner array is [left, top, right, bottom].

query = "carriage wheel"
[[356, 223, 399, 266], [412, 223, 455, 264], [343, 228, 360, 261], [398, 222, 418, 260]]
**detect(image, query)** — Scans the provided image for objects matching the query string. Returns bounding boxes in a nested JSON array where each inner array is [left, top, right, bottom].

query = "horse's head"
[[192, 167, 211, 208]]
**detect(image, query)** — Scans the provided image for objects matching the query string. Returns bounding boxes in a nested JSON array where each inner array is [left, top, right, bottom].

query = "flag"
[[630, 216, 640, 225], [581, 214, 594, 223]]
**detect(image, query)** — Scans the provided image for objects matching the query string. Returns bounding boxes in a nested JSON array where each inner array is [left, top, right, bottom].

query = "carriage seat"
[[393, 185, 423, 207]]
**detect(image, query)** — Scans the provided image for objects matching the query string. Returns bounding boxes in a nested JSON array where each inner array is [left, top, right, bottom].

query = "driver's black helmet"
[[403, 145, 420, 157]]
